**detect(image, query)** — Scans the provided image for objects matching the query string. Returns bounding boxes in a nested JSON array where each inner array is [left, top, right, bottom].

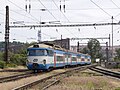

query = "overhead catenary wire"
[[90, 0, 112, 17], [51, 0, 78, 38], [37, 0, 58, 20], [0, 12, 24, 25], [8, 0, 40, 23], [7, 0, 56, 41], [109, 0, 120, 9], [10, 10, 40, 23], [109, 0, 120, 18]]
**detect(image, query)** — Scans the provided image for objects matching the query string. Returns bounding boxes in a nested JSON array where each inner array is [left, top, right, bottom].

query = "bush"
[[6, 63, 17, 68], [10, 54, 27, 66], [0, 60, 6, 69], [117, 64, 120, 69]]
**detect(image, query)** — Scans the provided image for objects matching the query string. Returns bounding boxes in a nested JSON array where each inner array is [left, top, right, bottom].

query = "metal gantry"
[[9, 22, 120, 28]]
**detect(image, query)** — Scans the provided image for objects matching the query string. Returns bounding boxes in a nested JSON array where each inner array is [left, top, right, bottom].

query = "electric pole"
[[111, 16, 113, 60], [5, 6, 9, 63], [106, 42, 109, 62]]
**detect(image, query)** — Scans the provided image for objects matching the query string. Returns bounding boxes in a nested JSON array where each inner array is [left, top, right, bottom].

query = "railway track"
[[0, 69, 29, 72], [89, 67, 120, 79], [0, 71, 36, 83], [12, 64, 97, 90]]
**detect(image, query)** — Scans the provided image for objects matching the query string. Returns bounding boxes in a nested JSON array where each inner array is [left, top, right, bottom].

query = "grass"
[[47, 69, 120, 90], [115, 87, 120, 90]]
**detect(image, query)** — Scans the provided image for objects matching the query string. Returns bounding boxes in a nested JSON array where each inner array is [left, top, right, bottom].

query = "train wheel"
[[34, 70, 38, 73], [47, 67, 53, 72]]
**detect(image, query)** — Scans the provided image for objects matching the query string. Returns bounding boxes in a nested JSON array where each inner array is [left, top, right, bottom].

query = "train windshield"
[[28, 49, 47, 56]]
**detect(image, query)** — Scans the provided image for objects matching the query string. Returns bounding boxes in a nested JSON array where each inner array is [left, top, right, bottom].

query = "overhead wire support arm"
[[10, 22, 120, 28]]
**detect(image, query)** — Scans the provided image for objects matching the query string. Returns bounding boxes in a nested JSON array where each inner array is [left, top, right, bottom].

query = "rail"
[[89, 67, 120, 79], [12, 64, 97, 90]]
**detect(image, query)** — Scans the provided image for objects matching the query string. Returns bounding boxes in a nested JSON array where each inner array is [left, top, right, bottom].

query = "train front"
[[26, 47, 48, 71]]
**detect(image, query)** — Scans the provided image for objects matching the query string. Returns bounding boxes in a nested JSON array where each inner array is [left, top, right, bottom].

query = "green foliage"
[[9, 54, 27, 66], [0, 60, 6, 69], [6, 63, 17, 68], [0, 52, 4, 61], [115, 87, 120, 90], [114, 48, 120, 61], [81, 47, 89, 54], [118, 64, 120, 68], [0, 41, 29, 68], [87, 39, 102, 61]]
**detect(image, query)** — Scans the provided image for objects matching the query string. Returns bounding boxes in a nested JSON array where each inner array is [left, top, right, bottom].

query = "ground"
[[47, 69, 120, 90]]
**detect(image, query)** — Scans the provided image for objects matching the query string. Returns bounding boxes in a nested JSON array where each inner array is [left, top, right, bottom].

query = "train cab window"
[[47, 50, 53, 56], [28, 49, 47, 56]]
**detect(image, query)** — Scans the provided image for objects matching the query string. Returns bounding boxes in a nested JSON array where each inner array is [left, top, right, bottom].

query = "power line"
[[37, 0, 58, 20], [52, 0, 70, 22], [8, 0, 40, 22], [90, 0, 112, 17], [51, 0, 78, 38], [10, 10, 39, 23], [0, 12, 22, 23], [110, 0, 120, 18], [109, 0, 120, 9]]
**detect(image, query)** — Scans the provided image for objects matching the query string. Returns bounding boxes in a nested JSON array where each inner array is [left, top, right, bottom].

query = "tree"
[[81, 47, 89, 54], [87, 39, 102, 61], [114, 48, 120, 61]]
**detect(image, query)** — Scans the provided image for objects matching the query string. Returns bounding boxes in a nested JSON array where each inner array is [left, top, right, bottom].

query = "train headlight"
[[43, 59, 46, 65], [33, 59, 38, 62]]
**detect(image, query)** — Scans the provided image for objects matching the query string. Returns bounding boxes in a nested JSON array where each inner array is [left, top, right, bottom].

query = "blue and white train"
[[26, 43, 91, 71]]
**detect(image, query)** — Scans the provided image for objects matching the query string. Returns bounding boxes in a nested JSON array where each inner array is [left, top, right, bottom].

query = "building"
[[43, 38, 70, 50]]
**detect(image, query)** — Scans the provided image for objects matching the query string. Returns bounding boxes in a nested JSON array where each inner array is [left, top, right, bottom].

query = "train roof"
[[28, 42, 66, 51], [28, 43, 90, 56]]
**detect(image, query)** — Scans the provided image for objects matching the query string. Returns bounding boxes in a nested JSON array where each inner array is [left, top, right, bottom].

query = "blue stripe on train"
[[27, 62, 91, 70]]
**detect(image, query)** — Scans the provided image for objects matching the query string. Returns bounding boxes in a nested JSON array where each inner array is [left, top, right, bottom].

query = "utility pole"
[[77, 41, 80, 52], [5, 6, 9, 63], [106, 42, 109, 62], [61, 35, 62, 47], [109, 34, 110, 50], [111, 16, 113, 60]]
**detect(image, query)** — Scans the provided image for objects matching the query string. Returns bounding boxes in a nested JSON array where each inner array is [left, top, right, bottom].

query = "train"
[[26, 43, 91, 72]]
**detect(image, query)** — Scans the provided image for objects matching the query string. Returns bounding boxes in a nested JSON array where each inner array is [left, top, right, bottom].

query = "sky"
[[0, 0, 120, 46]]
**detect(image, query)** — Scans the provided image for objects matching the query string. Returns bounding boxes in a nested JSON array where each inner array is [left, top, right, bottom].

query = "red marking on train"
[[54, 53, 56, 67]]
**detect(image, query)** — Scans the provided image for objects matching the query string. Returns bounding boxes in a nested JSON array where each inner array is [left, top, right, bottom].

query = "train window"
[[47, 50, 53, 56], [77, 56, 81, 59], [68, 55, 71, 58], [28, 49, 47, 56], [57, 56, 64, 62], [81, 58, 84, 61], [72, 57, 76, 61]]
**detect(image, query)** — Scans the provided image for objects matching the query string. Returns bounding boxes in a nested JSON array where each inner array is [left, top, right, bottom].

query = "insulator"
[[60, 5, 61, 11], [41, 9, 46, 11], [40, 22, 46, 24], [56, 29, 58, 32], [60, 0, 61, 11], [29, 4, 31, 13], [63, 5, 65, 12], [25, 5, 27, 12]]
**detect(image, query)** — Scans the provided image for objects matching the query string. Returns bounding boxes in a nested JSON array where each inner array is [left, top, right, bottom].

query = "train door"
[[64, 54, 68, 65], [54, 52, 56, 67]]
